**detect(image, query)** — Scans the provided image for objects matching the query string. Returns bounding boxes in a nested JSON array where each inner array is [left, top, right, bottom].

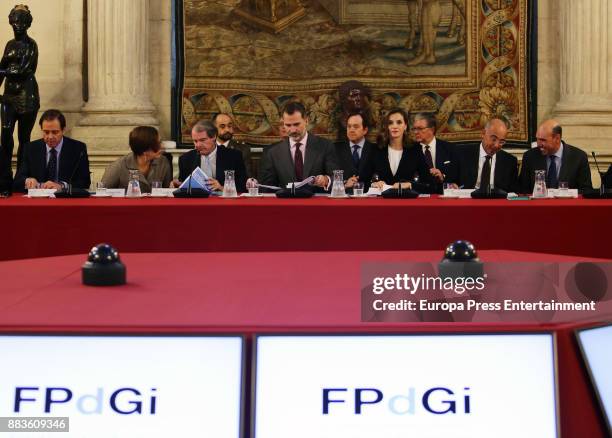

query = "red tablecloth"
[[1, 196, 611, 261], [0, 249, 609, 437]]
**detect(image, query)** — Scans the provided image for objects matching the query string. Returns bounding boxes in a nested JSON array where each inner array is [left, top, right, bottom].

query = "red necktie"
[[294, 142, 303, 181], [424, 145, 434, 169]]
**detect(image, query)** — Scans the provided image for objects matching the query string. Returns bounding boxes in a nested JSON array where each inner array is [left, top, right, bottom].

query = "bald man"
[[456, 118, 518, 193], [519, 120, 592, 193]]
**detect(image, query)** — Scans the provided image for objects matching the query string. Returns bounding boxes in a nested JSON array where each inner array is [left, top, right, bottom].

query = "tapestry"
[[177, 0, 531, 145]]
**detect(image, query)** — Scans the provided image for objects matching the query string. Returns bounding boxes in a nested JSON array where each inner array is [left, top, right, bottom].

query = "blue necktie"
[[547, 156, 558, 188], [352, 144, 360, 169], [46, 148, 58, 182]]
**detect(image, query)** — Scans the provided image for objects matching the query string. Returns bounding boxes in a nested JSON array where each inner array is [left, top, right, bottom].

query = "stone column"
[[553, 0, 612, 182], [72, 0, 158, 150]]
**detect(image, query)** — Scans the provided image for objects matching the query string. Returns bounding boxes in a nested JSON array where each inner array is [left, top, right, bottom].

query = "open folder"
[[179, 167, 211, 192]]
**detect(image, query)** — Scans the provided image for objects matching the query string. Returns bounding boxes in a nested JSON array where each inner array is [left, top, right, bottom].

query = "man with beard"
[[259, 101, 337, 190], [519, 119, 592, 193], [212, 113, 252, 177]]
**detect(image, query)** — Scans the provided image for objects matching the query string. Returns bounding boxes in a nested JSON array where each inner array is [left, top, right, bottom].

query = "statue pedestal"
[[233, 0, 306, 33]]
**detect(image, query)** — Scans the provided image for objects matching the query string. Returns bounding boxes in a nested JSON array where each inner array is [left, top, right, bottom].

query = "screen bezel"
[[0, 332, 247, 438], [575, 323, 612, 436], [251, 332, 560, 438]]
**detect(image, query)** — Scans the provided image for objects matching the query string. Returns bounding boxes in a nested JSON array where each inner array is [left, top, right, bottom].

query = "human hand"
[[430, 167, 444, 182], [345, 175, 358, 188], [314, 175, 329, 188], [207, 178, 223, 191], [24, 178, 39, 189], [41, 181, 62, 190]]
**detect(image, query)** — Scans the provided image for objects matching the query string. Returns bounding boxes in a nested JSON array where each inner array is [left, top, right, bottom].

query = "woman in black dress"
[[364, 108, 431, 192]]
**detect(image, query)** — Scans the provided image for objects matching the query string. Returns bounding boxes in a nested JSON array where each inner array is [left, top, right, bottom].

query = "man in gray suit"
[[259, 101, 337, 190], [519, 119, 592, 193]]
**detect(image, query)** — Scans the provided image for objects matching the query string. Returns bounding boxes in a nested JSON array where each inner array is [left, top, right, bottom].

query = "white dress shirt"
[[388, 147, 403, 176], [421, 137, 437, 167], [476, 143, 496, 189], [200, 146, 217, 179]]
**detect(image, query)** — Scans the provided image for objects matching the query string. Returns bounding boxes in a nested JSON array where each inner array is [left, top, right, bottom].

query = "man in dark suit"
[[411, 112, 458, 193], [13, 109, 90, 192], [457, 118, 518, 193], [259, 101, 337, 190], [334, 112, 375, 189], [519, 120, 592, 193], [212, 112, 253, 177], [603, 164, 612, 188], [177, 120, 247, 192]]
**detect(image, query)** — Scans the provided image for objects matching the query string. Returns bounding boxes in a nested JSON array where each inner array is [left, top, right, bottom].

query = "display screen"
[[577, 324, 612, 431], [0, 335, 244, 438], [254, 334, 558, 438]]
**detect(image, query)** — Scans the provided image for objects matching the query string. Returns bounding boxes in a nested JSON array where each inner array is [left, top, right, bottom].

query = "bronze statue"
[[336, 80, 372, 142], [0, 5, 39, 172]]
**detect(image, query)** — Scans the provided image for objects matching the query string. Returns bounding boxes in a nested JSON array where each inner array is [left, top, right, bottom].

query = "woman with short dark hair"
[[101, 126, 172, 192]]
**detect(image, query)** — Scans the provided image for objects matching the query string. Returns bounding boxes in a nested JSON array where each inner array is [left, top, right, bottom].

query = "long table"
[[1, 196, 610, 261], [0, 250, 609, 438]]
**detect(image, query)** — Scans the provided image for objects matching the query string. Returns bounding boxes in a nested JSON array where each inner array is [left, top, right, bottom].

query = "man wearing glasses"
[[412, 112, 458, 193], [456, 118, 518, 193]]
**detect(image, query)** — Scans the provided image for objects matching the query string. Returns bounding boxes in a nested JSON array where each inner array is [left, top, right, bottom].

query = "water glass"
[[353, 182, 364, 197], [96, 182, 106, 195]]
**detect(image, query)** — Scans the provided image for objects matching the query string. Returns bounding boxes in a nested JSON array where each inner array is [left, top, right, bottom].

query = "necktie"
[[203, 155, 214, 178], [480, 155, 492, 191], [424, 145, 434, 169], [352, 144, 360, 169], [47, 148, 58, 182], [294, 142, 303, 181], [547, 156, 558, 188]]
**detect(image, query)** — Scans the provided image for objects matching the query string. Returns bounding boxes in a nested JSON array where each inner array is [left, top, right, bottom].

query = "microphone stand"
[[173, 170, 210, 198], [54, 151, 90, 198], [592, 151, 607, 193]]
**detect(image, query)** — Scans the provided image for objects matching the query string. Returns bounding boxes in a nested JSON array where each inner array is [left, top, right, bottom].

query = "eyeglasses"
[[411, 127, 431, 132]]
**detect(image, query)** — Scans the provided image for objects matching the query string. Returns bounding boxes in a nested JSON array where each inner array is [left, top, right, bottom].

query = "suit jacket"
[[603, 164, 612, 188], [13, 137, 91, 192], [457, 144, 518, 193], [414, 138, 459, 193], [259, 134, 338, 188], [224, 139, 252, 178], [178, 146, 247, 192], [519, 142, 592, 193], [333, 139, 376, 181], [361, 144, 433, 193]]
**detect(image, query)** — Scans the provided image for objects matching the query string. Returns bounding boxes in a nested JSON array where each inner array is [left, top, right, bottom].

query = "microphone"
[[591, 151, 610, 195], [592, 151, 605, 176], [54, 150, 90, 198], [381, 178, 418, 198]]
